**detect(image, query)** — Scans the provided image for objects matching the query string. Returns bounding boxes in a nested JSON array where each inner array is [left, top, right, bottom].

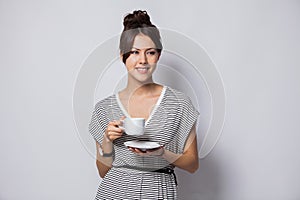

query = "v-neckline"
[[115, 86, 167, 127]]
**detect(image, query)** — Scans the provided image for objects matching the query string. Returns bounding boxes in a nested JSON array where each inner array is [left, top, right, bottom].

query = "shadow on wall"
[[177, 156, 221, 200]]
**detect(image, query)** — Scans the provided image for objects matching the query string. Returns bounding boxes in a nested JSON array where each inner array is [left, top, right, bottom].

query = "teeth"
[[136, 68, 148, 73]]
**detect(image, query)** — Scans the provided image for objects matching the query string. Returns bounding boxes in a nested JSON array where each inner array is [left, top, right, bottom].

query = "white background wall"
[[1, 0, 300, 199]]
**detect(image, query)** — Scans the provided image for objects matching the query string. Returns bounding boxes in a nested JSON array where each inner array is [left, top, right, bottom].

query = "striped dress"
[[89, 86, 199, 199]]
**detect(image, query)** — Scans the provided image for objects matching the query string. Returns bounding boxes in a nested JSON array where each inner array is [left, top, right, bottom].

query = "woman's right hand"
[[104, 116, 125, 142]]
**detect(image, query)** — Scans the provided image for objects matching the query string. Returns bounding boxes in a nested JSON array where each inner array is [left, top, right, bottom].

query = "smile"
[[136, 67, 150, 74]]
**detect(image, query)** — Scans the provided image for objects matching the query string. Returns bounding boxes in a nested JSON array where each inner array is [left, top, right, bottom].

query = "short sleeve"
[[88, 103, 108, 144], [175, 96, 200, 153]]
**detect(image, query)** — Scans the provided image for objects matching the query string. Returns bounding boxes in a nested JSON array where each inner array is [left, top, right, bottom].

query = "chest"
[[113, 93, 181, 146], [121, 95, 160, 120]]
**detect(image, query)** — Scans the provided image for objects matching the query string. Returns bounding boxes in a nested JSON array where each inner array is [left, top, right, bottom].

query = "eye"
[[130, 50, 139, 55], [147, 51, 157, 55]]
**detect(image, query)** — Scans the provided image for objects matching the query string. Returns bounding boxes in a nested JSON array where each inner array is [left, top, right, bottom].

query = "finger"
[[109, 120, 122, 127], [128, 147, 140, 153], [115, 117, 125, 127], [128, 147, 137, 151], [128, 147, 134, 151], [134, 148, 146, 154], [147, 146, 162, 152], [108, 121, 118, 126], [107, 132, 122, 138], [106, 133, 122, 142], [107, 125, 123, 133]]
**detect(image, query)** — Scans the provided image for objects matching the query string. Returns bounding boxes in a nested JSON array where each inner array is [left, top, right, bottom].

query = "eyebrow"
[[131, 47, 157, 51]]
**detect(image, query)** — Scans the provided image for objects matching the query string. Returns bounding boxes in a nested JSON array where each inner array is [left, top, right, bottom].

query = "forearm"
[[162, 129, 199, 173], [95, 117, 124, 178], [162, 149, 199, 173], [96, 155, 113, 178], [96, 137, 114, 178]]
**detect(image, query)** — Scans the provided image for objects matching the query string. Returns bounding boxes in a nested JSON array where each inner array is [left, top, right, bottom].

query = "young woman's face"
[[124, 34, 160, 84]]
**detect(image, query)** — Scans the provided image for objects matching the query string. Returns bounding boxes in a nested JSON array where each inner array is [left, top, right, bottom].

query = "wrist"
[[98, 144, 114, 157], [100, 135, 114, 157]]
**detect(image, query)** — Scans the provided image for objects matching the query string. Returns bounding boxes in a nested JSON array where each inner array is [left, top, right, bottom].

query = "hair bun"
[[123, 10, 154, 30]]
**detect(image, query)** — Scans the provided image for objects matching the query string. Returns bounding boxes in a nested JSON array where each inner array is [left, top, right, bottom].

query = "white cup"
[[120, 118, 145, 136]]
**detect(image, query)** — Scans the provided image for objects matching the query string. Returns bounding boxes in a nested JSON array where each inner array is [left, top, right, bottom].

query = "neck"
[[122, 77, 161, 97]]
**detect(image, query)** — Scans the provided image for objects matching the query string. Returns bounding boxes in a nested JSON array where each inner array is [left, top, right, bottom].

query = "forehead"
[[132, 34, 156, 49]]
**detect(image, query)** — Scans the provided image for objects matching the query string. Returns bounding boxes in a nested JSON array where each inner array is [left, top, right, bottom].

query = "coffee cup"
[[120, 118, 145, 136]]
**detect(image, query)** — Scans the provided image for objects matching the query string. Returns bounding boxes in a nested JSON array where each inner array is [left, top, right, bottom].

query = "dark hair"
[[120, 10, 163, 63]]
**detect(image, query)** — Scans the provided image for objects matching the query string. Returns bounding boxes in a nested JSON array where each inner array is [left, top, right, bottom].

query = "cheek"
[[125, 59, 136, 71], [148, 56, 159, 64]]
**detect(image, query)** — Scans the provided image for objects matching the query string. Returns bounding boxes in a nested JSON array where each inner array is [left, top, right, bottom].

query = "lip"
[[135, 66, 150, 74]]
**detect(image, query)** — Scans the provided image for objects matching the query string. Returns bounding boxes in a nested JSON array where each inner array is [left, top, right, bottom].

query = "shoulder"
[[94, 94, 116, 110], [165, 86, 200, 122], [164, 86, 192, 103]]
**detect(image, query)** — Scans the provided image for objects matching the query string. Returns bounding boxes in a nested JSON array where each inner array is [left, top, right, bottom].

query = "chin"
[[129, 73, 154, 84], [137, 78, 153, 84]]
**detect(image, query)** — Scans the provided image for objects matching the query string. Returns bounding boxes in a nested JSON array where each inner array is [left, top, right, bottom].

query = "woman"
[[89, 10, 200, 199]]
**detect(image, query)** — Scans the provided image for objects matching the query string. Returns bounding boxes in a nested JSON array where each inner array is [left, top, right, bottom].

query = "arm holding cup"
[[96, 116, 125, 178]]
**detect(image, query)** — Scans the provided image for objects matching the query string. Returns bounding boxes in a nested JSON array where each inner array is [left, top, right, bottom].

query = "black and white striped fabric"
[[89, 86, 199, 199]]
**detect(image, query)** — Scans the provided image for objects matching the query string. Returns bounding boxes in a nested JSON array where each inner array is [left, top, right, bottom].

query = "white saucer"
[[124, 140, 161, 151]]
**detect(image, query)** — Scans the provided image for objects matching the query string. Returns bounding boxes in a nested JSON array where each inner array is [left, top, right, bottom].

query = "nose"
[[139, 52, 147, 64]]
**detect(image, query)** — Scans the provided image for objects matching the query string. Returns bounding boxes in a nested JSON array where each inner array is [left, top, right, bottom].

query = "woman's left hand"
[[128, 146, 165, 156]]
